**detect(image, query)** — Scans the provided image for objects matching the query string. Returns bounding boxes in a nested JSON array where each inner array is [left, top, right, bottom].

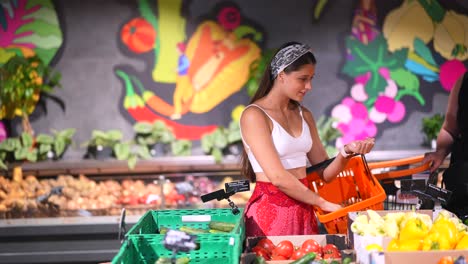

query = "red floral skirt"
[[244, 178, 319, 236]]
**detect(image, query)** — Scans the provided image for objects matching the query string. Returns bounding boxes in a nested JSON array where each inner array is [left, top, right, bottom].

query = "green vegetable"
[[209, 229, 228, 234], [159, 227, 169, 234], [179, 226, 209, 234], [254, 256, 267, 264], [290, 252, 316, 264], [208, 221, 236, 232], [155, 256, 190, 264]]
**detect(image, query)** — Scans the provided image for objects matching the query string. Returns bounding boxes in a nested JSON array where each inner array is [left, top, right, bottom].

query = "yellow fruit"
[[383, 0, 434, 52], [433, 10, 468, 60], [365, 243, 383, 252], [231, 105, 245, 122]]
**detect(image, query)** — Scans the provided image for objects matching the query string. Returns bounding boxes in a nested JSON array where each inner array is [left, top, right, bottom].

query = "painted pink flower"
[[371, 95, 405, 123], [0, 122, 6, 142], [439, 59, 467, 92], [217, 7, 241, 31], [331, 97, 377, 147]]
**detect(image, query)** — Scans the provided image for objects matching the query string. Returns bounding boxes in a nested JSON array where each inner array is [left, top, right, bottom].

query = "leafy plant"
[[0, 132, 37, 170], [0, 55, 62, 135], [133, 121, 174, 145], [171, 140, 192, 156], [36, 128, 76, 160], [82, 129, 123, 148], [114, 141, 151, 169], [201, 120, 242, 163], [421, 113, 444, 144], [316, 116, 342, 157]]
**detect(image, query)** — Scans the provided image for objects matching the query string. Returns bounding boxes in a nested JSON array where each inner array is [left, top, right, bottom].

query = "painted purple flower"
[[217, 7, 241, 31]]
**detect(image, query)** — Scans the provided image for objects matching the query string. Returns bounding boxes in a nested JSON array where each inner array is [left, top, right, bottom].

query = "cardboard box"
[[348, 210, 468, 264], [242, 234, 349, 264]]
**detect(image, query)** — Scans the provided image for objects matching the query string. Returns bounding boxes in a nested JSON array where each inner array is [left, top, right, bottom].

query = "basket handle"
[[368, 155, 431, 180]]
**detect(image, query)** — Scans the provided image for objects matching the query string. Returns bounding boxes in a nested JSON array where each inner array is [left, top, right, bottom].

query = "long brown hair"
[[240, 42, 317, 182]]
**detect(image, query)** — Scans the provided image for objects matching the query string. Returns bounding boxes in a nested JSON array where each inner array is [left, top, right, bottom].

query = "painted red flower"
[[217, 7, 241, 31]]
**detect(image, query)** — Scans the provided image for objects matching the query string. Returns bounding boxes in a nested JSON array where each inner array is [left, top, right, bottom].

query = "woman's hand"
[[423, 151, 446, 172], [345, 138, 375, 155], [317, 198, 342, 212]]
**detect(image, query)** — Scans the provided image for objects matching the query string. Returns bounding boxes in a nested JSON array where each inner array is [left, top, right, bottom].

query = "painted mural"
[[115, 0, 263, 140], [1, 0, 467, 151], [0, 0, 63, 123], [330, 0, 468, 148]]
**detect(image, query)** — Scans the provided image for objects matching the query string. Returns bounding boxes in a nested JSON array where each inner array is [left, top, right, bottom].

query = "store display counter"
[[0, 214, 140, 264]]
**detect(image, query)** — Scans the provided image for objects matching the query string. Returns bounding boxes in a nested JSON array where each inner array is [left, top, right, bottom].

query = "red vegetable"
[[272, 240, 294, 259], [322, 244, 341, 259], [256, 238, 276, 254], [301, 239, 323, 255]]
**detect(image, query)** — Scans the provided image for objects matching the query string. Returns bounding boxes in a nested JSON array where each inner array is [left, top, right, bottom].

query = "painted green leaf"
[[342, 35, 408, 101], [2, 0, 63, 65], [391, 68, 425, 105]]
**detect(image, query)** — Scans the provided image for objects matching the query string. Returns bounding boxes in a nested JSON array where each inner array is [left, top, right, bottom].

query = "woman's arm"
[[424, 75, 462, 171], [240, 107, 341, 211]]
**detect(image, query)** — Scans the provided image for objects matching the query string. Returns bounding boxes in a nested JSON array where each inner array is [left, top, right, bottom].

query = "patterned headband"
[[270, 44, 313, 79]]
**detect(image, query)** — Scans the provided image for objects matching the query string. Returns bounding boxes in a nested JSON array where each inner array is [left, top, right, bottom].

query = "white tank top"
[[240, 104, 313, 173]]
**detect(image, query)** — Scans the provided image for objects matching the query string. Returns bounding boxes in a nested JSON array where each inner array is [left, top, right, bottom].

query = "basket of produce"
[[114, 233, 241, 264], [307, 155, 386, 234], [114, 208, 245, 264]]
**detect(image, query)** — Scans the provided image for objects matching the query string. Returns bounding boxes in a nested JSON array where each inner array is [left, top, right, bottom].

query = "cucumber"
[[155, 256, 190, 264], [179, 226, 209, 234], [254, 256, 267, 264], [209, 229, 228, 234], [159, 226, 169, 234], [290, 252, 316, 264], [208, 221, 236, 232]]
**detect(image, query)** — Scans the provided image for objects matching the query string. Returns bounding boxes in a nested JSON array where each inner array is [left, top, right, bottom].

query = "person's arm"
[[302, 108, 374, 182], [240, 107, 340, 211], [425, 75, 462, 171]]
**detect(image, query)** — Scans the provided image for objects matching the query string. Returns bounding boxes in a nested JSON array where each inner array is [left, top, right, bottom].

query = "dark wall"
[[17, 0, 466, 158]]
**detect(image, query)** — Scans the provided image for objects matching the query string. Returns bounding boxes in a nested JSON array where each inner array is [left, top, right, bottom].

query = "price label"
[[225, 180, 250, 193]]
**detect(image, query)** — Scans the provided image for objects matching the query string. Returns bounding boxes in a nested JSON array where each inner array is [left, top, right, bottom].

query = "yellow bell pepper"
[[387, 238, 400, 251], [422, 231, 451, 250], [431, 218, 458, 249], [399, 217, 429, 241], [398, 239, 422, 251], [456, 233, 468, 250]]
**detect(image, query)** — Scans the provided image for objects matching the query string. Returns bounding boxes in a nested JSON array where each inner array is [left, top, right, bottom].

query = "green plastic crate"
[[113, 208, 245, 264], [113, 234, 240, 264], [126, 208, 244, 237]]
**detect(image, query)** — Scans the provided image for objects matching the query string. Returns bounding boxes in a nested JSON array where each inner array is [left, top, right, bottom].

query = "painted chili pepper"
[[116, 70, 217, 140]]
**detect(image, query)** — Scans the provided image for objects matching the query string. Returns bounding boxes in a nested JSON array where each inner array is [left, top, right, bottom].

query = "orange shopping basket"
[[306, 155, 386, 234], [367, 155, 433, 210], [367, 154, 431, 181]]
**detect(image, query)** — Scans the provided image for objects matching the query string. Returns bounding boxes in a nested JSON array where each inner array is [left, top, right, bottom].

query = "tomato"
[[322, 244, 341, 259], [256, 238, 276, 254], [301, 239, 322, 255], [252, 246, 270, 260], [290, 248, 307, 260], [272, 240, 294, 259], [437, 256, 454, 264]]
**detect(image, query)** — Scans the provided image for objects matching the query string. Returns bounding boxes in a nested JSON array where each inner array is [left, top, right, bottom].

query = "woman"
[[240, 42, 375, 236], [424, 72, 468, 220]]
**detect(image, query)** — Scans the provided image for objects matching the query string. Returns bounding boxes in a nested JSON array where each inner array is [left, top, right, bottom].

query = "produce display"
[[0, 173, 252, 219], [351, 210, 468, 251], [251, 237, 341, 261]]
